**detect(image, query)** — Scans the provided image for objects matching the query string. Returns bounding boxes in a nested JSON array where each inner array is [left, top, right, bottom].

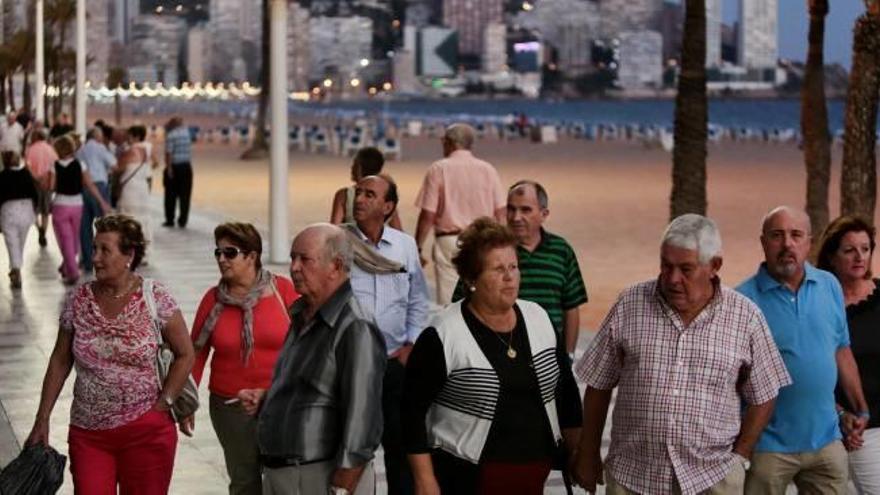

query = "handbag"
[[110, 162, 145, 207], [143, 278, 200, 421]]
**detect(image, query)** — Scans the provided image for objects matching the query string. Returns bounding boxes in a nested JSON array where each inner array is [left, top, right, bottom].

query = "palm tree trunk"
[[7, 74, 15, 110], [114, 93, 121, 125], [802, 0, 831, 247], [841, 10, 880, 223], [670, 0, 708, 219], [22, 66, 31, 113], [242, 0, 270, 160], [0, 76, 6, 111]]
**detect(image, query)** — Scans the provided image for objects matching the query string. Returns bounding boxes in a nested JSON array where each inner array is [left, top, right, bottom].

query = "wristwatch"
[[733, 452, 751, 471], [162, 394, 175, 408], [328, 487, 350, 495]]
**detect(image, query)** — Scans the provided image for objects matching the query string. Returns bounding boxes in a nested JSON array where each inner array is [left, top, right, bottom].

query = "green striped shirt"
[[453, 229, 588, 332]]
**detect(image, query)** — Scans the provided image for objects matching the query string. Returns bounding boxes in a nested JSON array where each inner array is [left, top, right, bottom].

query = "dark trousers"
[[163, 162, 192, 226], [79, 181, 109, 271], [383, 358, 413, 495]]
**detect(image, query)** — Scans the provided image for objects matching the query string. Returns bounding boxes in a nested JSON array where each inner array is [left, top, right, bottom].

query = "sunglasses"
[[214, 246, 248, 260]]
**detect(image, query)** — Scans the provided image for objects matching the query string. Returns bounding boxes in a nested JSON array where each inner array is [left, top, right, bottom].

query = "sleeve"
[[574, 298, 623, 389], [414, 165, 441, 212], [59, 288, 81, 333], [24, 170, 39, 202], [102, 147, 117, 169], [405, 246, 430, 343], [491, 167, 505, 210], [190, 288, 217, 386], [403, 328, 447, 454], [555, 336, 583, 429], [740, 310, 793, 405], [150, 281, 180, 324], [336, 319, 387, 469], [561, 243, 589, 309], [830, 278, 851, 348]]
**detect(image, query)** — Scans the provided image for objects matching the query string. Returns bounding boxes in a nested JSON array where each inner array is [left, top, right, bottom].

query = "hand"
[[331, 467, 364, 493], [571, 449, 604, 493], [179, 414, 195, 437], [25, 419, 49, 447], [419, 255, 428, 268], [237, 389, 266, 416], [152, 399, 171, 413], [164, 167, 174, 179], [414, 475, 441, 495], [397, 344, 414, 367], [100, 201, 112, 215], [844, 431, 865, 451]]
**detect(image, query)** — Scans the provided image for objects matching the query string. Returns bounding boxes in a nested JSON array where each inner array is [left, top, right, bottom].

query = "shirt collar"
[[755, 262, 819, 292], [448, 149, 474, 159], [353, 223, 392, 247], [518, 228, 548, 254], [290, 280, 353, 329], [653, 276, 723, 326]]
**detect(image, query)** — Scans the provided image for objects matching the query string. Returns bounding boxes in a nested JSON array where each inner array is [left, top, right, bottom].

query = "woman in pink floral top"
[[26, 214, 195, 494]]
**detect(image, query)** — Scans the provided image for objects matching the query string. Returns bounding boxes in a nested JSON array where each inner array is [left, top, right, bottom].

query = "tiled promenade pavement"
[[0, 197, 605, 494]]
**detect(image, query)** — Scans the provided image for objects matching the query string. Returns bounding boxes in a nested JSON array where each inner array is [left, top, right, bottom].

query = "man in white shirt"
[[0, 112, 25, 155]]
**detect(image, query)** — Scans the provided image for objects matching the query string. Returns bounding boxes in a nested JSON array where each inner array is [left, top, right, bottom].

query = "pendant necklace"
[[491, 326, 517, 359]]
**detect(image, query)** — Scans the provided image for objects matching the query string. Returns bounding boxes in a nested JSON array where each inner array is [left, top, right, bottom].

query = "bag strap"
[[270, 276, 291, 324], [118, 162, 146, 189], [142, 278, 164, 345]]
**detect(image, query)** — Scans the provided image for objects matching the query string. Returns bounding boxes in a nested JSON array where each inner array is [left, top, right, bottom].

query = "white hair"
[[661, 214, 722, 264]]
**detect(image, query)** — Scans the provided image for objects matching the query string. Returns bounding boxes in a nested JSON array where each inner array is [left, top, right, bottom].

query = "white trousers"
[[1, 199, 35, 270], [432, 234, 459, 305], [850, 427, 880, 494]]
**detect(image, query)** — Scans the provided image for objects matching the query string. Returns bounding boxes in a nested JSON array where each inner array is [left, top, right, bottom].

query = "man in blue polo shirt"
[[738, 206, 869, 494]]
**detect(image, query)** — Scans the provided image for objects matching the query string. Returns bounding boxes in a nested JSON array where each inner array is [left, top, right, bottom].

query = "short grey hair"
[[87, 127, 104, 141], [509, 180, 549, 209], [444, 123, 475, 150], [661, 214, 722, 264], [319, 223, 353, 273], [761, 206, 811, 235]]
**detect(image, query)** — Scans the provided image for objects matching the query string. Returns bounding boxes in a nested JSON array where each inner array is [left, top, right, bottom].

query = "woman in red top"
[[184, 222, 298, 495]]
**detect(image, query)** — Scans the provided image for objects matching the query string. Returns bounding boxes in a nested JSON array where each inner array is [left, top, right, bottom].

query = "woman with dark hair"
[[26, 214, 194, 493], [403, 217, 582, 495], [817, 216, 880, 493], [47, 134, 111, 284], [0, 150, 39, 288], [187, 222, 299, 494], [330, 146, 402, 229], [116, 127, 152, 259]]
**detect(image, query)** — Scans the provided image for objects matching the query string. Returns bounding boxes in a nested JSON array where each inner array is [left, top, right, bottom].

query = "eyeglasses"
[[214, 246, 248, 260]]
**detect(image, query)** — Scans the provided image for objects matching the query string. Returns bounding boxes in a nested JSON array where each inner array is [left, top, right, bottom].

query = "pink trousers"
[[51, 204, 82, 280]]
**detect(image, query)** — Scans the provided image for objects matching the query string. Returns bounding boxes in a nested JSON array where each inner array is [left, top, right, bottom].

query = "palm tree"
[[46, 0, 76, 119], [242, 0, 271, 160], [802, 0, 832, 249], [107, 66, 126, 125], [670, 0, 708, 219], [841, 0, 880, 224]]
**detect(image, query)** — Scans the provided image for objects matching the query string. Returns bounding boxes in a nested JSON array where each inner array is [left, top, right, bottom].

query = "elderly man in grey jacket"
[[238, 223, 387, 495]]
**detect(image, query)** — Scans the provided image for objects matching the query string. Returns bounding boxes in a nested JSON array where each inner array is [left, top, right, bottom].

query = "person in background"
[[24, 128, 58, 248], [404, 218, 582, 495], [130, 124, 159, 191], [738, 206, 869, 494], [47, 135, 111, 285], [0, 150, 39, 289], [163, 116, 193, 228], [26, 214, 194, 494], [187, 222, 298, 495], [330, 146, 402, 230], [817, 215, 880, 494], [49, 113, 73, 139], [1, 111, 25, 155], [76, 127, 117, 273]]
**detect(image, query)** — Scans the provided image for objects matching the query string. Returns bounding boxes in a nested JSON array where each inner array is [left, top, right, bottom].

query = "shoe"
[[162, 222, 174, 227], [62, 276, 79, 286], [38, 230, 47, 248], [9, 269, 21, 289]]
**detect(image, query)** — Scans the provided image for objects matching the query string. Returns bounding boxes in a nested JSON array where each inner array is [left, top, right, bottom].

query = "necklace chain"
[[100, 276, 137, 300], [470, 305, 517, 359]]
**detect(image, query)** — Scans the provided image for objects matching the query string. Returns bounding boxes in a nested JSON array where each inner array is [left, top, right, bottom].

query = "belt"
[[261, 455, 332, 469], [435, 230, 461, 237]]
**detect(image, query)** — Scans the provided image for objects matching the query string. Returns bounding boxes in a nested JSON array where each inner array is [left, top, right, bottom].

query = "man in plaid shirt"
[[571, 214, 791, 495]]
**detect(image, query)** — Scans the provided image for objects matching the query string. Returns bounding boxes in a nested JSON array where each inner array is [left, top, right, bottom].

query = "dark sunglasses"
[[214, 247, 248, 260]]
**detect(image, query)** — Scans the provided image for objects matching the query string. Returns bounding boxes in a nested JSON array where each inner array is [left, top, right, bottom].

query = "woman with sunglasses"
[[186, 222, 299, 495]]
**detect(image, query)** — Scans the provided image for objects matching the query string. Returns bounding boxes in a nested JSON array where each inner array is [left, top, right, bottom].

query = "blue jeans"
[[80, 181, 109, 271]]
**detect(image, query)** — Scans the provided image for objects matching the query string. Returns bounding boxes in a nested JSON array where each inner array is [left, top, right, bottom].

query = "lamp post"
[[75, 0, 86, 136], [268, 0, 288, 263], [35, 0, 44, 122]]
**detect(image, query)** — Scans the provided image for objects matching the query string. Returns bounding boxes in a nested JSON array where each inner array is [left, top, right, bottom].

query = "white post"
[[74, 0, 86, 135], [269, 0, 289, 264], [35, 0, 44, 122]]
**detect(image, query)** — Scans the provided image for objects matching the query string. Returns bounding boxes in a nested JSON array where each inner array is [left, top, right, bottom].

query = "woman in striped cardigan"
[[403, 217, 582, 495]]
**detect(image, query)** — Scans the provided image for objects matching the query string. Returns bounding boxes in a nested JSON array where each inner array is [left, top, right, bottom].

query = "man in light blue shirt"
[[349, 174, 429, 495], [737, 206, 869, 494], [76, 127, 116, 272]]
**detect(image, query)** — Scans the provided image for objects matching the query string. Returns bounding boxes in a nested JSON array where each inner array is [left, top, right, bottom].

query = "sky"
[[721, 0, 865, 68]]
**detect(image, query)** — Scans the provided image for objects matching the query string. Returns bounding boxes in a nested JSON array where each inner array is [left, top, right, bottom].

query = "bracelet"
[[857, 411, 871, 420], [837, 409, 847, 418]]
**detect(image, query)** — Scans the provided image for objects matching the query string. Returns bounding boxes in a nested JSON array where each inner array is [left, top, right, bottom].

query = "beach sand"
[[153, 133, 872, 332]]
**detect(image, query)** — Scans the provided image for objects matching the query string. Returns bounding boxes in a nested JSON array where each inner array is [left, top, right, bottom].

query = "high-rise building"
[[738, 0, 777, 69], [287, 3, 311, 91], [309, 16, 373, 82], [483, 23, 507, 73], [1, 0, 28, 43], [516, 0, 600, 76], [87, 0, 111, 85], [706, 0, 722, 67], [108, 0, 140, 44], [617, 30, 663, 89], [127, 14, 187, 85], [187, 25, 208, 83], [598, 0, 663, 40], [442, 0, 502, 59], [207, 0, 249, 82]]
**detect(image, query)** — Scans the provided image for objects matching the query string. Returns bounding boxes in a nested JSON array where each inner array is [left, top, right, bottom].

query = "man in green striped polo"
[[453, 180, 588, 354]]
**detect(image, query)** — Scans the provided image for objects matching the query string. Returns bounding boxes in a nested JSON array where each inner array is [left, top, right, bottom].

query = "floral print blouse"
[[61, 279, 179, 430]]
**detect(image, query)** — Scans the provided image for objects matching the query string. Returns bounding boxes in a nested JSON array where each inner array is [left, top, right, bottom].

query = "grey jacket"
[[257, 281, 386, 468]]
